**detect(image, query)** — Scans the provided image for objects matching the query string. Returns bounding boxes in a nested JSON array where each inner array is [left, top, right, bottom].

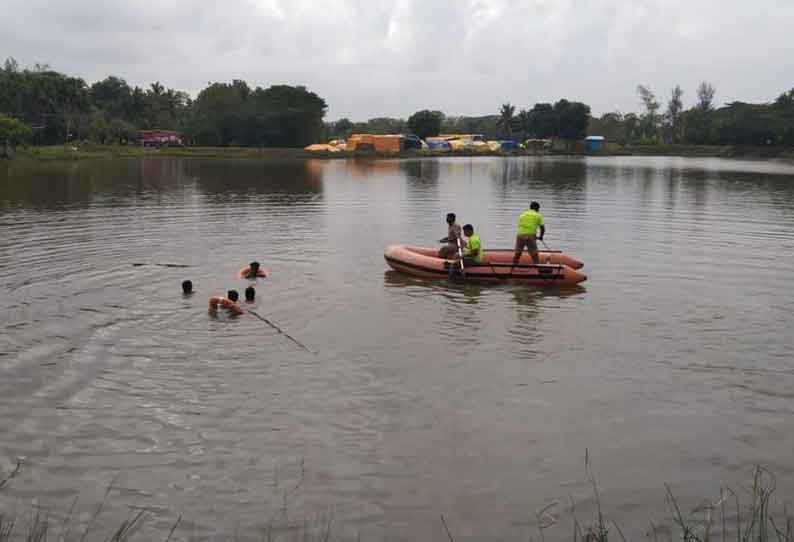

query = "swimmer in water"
[[246, 261, 262, 278], [182, 280, 193, 295], [208, 289, 243, 316], [245, 286, 255, 302]]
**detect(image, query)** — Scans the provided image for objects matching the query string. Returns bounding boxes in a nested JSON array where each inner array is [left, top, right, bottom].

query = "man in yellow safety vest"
[[461, 224, 483, 265], [513, 201, 545, 266]]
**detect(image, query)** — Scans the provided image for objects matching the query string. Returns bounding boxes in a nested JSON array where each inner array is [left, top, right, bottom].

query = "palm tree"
[[149, 81, 164, 96], [516, 109, 531, 142], [497, 103, 515, 138]]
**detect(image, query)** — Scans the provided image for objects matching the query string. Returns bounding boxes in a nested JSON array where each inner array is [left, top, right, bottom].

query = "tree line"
[[326, 99, 591, 142], [589, 82, 794, 146], [0, 58, 327, 149], [2, 56, 793, 152]]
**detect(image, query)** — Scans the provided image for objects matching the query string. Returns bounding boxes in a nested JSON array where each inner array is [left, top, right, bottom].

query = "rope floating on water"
[[249, 310, 315, 354], [131, 263, 192, 268]]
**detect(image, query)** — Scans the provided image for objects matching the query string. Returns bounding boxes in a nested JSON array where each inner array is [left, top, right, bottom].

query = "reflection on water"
[[0, 157, 324, 210], [2, 155, 794, 541]]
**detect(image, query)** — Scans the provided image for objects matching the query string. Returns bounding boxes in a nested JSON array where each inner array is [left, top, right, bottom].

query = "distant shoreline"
[[5, 143, 794, 162]]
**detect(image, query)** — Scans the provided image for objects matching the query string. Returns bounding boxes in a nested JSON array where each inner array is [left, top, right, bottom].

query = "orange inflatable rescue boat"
[[384, 245, 586, 286]]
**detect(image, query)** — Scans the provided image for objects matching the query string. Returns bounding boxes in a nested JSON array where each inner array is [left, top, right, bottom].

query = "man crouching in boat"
[[448, 224, 484, 279], [458, 224, 484, 266], [438, 212, 465, 259]]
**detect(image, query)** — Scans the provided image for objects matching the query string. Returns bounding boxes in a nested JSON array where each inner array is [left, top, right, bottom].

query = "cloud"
[[1, 0, 792, 119]]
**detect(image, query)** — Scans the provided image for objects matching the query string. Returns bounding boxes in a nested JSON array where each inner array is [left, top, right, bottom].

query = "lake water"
[[1, 155, 794, 541]]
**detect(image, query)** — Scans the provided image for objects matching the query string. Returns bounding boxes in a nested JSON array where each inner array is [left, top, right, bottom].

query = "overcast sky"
[[2, 0, 792, 120]]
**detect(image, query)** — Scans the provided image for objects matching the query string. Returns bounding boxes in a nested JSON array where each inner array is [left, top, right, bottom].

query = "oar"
[[249, 310, 315, 354], [539, 238, 555, 265], [455, 236, 466, 278], [537, 238, 563, 281], [482, 248, 562, 254]]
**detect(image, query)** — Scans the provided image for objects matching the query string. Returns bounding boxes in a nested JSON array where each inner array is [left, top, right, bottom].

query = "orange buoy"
[[383, 245, 587, 286]]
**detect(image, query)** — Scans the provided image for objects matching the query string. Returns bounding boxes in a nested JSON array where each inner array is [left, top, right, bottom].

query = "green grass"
[[8, 144, 528, 161], [3, 455, 794, 542], [9, 144, 316, 161], [5, 143, 794, 163], [622, 144, 794, 159]]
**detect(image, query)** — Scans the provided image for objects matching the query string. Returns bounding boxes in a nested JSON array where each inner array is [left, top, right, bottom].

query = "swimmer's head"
[[182, 280, 193, 294], [227, 289, 239, 303], [245, 286, 255, 302], [249, 261, 260, 275]]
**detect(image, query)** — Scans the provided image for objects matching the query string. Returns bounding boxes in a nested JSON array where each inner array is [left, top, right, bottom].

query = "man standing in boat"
[[513, 201, 545, 266], [438, 212, 465, 259]]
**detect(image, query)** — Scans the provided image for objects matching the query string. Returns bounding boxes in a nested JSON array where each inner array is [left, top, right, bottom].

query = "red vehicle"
[[138, 130, 182, 147]]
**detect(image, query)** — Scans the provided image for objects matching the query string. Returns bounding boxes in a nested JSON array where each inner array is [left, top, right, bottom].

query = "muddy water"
[[1, 156, 794, 541]]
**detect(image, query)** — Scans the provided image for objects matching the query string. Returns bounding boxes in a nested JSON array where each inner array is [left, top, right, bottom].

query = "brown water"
[[1, 156, 794, 541]]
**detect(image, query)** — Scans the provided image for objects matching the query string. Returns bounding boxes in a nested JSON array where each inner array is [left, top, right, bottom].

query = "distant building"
[[436, 134, 486, 143], [584, 135, 606, 152], [346, 134, 421, 152], [524, 139, 552, 151], [138, 130, 182, 147]]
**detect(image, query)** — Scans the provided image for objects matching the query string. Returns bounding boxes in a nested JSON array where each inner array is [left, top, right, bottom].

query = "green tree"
[[696, 82, 716, 112], [88, 111, 109, 143], [774, 88, 794, 144], [623, 113, 640, 143], [664, 85, 684, 143], [330, 117, 353, 139], [254, 84, 327, 147], [362, 117, 406, 134], [141, 81, 186, 129], [588, 112, 630, 144], [712, 102, 778, 145], [497, 103, 515, 138], [527, 103, 557, 138], [407, 110, 444, 140], [108, 118, 137, 144], [636, 85, 661, 143], [440, 115, 499, 139], [0, 113, 32, 156], [90, 76, 132, 119], [516, 109, 531, 141], [554, 99, 590, 140], [3, 57, 19, 73], [681, 82, 718, 144]]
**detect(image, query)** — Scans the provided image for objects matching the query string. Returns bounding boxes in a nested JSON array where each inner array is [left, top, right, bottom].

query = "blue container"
[[427, 140, 451, 150], [499, 140, 518, 151], [584, 136, 605, 152]]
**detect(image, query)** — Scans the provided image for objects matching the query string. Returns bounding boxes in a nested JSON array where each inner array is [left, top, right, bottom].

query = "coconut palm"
[[516, 108, 531, 141], [149, 81, 164, 96], [497, 103, 515, 138]]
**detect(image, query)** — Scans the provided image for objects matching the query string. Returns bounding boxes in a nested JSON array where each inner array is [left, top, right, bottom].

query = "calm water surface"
[[1, 156, 794, 541]]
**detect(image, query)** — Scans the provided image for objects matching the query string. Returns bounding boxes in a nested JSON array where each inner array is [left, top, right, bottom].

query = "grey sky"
[[2, 0, 792, 120]]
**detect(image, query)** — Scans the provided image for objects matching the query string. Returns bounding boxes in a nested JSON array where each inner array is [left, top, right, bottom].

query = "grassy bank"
[[4, 143, 794, 162], [6, 144, 316, 161], [621, 144, 794, 160], [4, 144, 542, 161], [2, 458, 793, 542]]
